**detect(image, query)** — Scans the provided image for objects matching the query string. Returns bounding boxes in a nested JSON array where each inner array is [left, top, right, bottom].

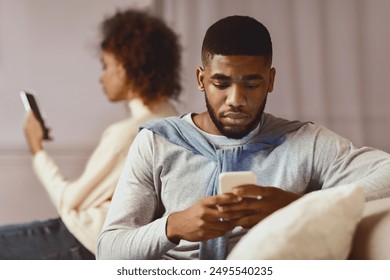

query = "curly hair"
[[100, 9, 182, 106]]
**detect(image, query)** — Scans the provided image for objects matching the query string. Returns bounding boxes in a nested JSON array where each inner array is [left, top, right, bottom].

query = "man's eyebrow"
[[210, 73, 264, 81], [210, 73, 231, 80], [242, 74, 264, 80]]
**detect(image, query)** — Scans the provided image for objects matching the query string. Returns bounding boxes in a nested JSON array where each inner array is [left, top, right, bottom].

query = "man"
[[97, 15, 390, 260]]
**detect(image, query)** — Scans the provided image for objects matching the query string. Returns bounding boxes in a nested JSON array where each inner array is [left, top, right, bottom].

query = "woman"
[[0, 9, 181, 259]]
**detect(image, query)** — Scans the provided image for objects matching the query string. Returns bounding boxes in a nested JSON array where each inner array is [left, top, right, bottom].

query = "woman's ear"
[[196, 67, 205, 92], [118, 63, 127, 81]]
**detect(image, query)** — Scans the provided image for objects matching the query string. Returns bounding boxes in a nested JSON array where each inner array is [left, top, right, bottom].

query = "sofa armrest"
[[349, 197, 390, 259]]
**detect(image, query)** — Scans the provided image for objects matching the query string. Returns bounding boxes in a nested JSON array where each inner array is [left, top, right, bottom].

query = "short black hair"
[[100, 9, 181, 106], [201, 15, 272, 66]]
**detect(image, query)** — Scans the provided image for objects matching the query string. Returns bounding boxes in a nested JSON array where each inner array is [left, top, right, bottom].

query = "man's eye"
[[245, 83, 260, 89], [213, 83, 229, 89]]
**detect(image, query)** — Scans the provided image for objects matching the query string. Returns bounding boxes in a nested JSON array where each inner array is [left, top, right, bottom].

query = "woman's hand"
[[23, 111, 44, 155]]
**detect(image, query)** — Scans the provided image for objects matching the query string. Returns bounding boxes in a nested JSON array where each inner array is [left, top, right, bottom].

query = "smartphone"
[[20, 90, 51, 140], [218, 171, 257, 194]]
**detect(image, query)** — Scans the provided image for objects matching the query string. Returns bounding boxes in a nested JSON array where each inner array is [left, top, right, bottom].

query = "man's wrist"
[[166, 213, 181, 244]]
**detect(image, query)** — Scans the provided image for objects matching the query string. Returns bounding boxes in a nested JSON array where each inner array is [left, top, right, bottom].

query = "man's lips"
[[222, 112, 250, 124]]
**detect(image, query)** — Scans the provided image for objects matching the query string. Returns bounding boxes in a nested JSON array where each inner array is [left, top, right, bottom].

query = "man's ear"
[[196, 67, 205, 91], [267, 67, 276, 93]]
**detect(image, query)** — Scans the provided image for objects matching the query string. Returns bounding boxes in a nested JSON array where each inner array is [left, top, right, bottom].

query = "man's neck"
[[192, 112, 223, 136]]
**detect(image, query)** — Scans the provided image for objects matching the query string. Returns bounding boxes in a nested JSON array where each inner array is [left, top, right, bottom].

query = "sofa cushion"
[[227, 184, 365, 260], [349, 196, 390, 259]]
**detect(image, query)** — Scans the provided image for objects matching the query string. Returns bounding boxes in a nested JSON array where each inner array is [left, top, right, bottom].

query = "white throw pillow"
[[227, 184, 365, 260]]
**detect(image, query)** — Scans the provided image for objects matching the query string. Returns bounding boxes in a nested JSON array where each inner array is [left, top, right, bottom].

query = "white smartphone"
[[218, 171, 257, 194], [20, 90, 51, 140]]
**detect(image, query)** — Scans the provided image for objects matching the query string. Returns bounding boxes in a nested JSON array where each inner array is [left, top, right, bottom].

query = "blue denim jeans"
[[0, 218, 95, 259]]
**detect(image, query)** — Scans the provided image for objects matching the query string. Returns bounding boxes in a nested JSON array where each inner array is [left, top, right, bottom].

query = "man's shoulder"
[[262, 112, 305, 126], [262, 113, 346, 146], [259, 112, 312, 137], [140, 114, 195, 136]]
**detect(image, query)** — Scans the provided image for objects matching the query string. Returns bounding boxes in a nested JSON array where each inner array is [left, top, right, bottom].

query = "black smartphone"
[[20, 90, 51, 140]]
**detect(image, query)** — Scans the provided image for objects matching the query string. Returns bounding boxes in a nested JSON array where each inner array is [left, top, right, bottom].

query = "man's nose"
[[225, 85, 247, 107]]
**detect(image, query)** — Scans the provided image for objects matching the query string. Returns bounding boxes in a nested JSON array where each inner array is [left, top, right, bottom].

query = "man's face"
[[196, 55, 275, 139]]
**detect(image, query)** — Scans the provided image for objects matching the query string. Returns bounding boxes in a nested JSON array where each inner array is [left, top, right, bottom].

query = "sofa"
[[227, 185, 390, 260], [349, 196, 390, 259]]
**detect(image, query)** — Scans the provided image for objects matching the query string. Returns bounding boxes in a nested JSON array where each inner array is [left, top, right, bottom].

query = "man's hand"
[[166, 185, 302, 243], [166, 194, 248, 244], [218, 185, 302, 229], [23, 111, 44, 155]]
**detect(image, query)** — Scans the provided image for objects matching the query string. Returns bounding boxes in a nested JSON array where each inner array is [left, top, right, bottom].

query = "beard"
[[205, 91, 267, 139]]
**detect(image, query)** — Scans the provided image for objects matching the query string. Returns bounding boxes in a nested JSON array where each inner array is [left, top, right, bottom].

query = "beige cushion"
[[349, 197, 390, 259], [227, 184, 365, 260]]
